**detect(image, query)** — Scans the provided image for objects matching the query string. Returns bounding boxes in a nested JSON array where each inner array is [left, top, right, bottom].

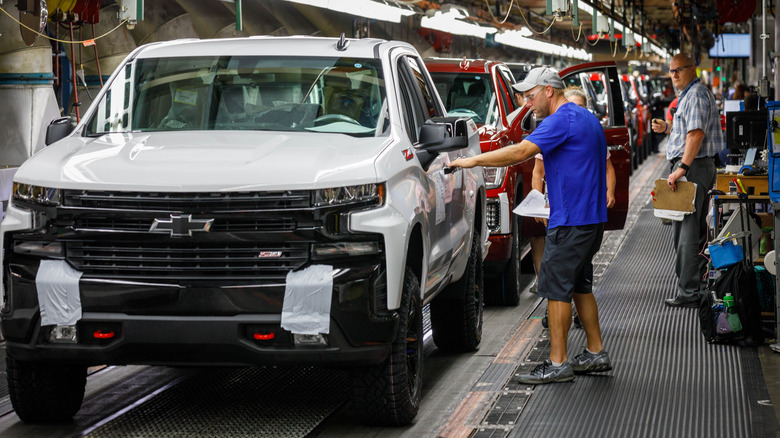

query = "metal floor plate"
[[85, 366, 350, 438], [508, 201, 779, 438]]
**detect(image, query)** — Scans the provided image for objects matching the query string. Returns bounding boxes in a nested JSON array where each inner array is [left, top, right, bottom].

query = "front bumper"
[[3, 256, 396, 367]]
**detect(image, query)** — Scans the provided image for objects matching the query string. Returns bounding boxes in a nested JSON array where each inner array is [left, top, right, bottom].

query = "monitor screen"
[[725, 110, 767, 150], [709, 33, 751, 58]]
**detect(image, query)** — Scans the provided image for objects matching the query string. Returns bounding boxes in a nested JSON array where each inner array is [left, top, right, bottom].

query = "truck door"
[[559, 62, 630, 230], [397, 56, 468, 290]]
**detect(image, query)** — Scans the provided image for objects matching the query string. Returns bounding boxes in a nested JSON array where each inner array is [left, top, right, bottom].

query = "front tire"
[[351, 267, 424, 426], [430, 230, 484, 352], [6, 355, 87, 423]]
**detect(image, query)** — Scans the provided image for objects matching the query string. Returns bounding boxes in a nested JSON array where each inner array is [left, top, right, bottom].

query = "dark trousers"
[[671, 157, 716, 298]]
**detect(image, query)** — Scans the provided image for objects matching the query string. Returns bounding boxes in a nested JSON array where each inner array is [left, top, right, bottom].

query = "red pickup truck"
[[426, 59, 630, 305]]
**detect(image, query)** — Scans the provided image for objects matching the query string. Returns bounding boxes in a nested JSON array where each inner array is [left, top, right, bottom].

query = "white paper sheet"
[[512, 189, 549, 218], [281, 265, 336, 335], [36, 260, 83, 326]]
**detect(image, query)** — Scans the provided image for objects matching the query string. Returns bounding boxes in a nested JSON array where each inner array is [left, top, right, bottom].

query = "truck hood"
[[15, 131, 391, 191]]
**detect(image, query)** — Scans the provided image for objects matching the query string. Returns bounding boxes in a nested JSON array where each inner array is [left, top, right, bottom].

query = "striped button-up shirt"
[[666, 78, 723, 161]]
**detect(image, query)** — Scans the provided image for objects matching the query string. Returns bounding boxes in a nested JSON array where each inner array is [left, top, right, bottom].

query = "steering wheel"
[[314, 113, 361, 126]]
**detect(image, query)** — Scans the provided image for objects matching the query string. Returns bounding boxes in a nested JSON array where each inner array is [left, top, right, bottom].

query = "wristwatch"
[[678, 162, 690, 174]]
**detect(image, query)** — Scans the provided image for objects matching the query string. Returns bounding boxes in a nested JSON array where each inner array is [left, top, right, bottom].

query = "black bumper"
[[2, 262, 397, 367]]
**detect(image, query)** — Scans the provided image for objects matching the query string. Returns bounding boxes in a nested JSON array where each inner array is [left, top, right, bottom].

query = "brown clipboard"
[[652, 179, 696, 212]]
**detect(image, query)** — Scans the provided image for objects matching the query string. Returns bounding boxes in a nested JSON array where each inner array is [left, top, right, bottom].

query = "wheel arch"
[[406, 223, 424, 295]]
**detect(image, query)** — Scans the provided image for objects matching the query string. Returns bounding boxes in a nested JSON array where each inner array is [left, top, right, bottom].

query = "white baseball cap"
[[512, 67, 564, 93]]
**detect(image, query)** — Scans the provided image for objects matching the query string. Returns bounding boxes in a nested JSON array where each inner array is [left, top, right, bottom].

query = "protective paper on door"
[[35, 260, 83, 326], [434, 171, 446, 225], [281, 265, 336, 335]]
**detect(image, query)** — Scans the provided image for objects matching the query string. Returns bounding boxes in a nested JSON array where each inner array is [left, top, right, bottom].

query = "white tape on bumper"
[[281, 265, 335, 335], [35, 260, 83, 326]]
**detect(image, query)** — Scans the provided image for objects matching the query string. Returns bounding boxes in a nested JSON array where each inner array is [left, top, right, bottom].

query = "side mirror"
[[45, 117, 73, 145], [416, 117, 470, 169]]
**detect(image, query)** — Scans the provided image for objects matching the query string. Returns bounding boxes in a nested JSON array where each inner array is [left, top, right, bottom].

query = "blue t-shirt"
[[526, 102, 607, 229]]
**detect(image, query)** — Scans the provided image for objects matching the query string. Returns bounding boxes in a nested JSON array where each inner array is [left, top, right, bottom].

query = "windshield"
[[85, 56, 388, 137], [429, 72, 495, 125]]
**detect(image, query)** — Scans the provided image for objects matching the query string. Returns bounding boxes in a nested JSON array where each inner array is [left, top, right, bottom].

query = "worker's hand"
[[667, 167, 686, 191], [651, 118, 668, 134], [606, 191, 616, 208], [534, 216, 548, 226], [448, 157, 477, 170]]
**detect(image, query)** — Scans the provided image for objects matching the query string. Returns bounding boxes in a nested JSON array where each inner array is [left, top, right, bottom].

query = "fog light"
[[14, 241, 63, 257], [49, 325, 78, 343], [312, 242, 378, 258], [293, 334, 327, 345]]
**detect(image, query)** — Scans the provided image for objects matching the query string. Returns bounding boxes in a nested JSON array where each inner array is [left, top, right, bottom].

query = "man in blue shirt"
[[449, 67, 612, 384], [651, 54, 721, 308]]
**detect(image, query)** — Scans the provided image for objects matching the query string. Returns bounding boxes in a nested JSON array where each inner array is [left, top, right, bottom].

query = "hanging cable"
[[0, 5, 128, 44], [92, 23, 103, 87], [586, 33, 602, 46], [570, 19, 584, 41], [68, 23, 80, 122], [483, 0, 517, 25], [514, 5, 558, 34]]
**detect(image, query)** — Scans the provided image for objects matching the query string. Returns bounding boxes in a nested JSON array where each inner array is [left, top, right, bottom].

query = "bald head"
[[671, 53, 695, 66], [669, 53, 697, 90]]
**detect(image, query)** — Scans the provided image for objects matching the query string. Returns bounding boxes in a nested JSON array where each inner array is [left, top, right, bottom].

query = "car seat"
[[324, 79, 364, 121]]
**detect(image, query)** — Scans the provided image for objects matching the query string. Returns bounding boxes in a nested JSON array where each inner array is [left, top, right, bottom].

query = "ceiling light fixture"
[[284, 0, 415, 24], [421, 8, 498, 39], [495, 29, 592, 61]]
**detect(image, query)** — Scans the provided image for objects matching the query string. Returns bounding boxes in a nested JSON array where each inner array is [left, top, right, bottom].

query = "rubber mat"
[[508, 203, 779, 438]]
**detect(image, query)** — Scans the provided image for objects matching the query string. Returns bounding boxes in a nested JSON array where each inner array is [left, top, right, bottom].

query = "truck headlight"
[[313, 183, 384, 207], [483, 167, 506, 190], [13, 183, 61, 206]]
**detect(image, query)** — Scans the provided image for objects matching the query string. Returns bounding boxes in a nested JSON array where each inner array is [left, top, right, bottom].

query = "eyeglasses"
[[524, 87, 543, 105], [669, 65, 693, 76]]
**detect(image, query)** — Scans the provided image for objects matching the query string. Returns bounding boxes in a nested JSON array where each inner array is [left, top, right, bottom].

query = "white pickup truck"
[[0, 35, 486, 426]]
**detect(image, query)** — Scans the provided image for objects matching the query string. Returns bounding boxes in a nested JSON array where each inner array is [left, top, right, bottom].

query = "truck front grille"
[[73, 217, 298, 233], [63, 190, 311, 211], [66, 241, 309, 280]]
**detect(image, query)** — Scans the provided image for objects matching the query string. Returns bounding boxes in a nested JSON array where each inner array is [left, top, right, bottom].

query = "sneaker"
[[517, 360, 574, 384], [529, 279, 538, 294], [571, 348, 612, 374]]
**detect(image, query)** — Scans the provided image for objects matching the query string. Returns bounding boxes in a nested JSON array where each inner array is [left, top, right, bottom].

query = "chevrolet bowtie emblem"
[[150, 214, 213, 237]]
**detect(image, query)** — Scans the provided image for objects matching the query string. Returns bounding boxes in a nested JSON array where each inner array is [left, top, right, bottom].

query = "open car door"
[[559, 61, 630, 230]]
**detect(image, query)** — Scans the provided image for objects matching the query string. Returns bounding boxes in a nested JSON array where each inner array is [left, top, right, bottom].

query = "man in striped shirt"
[[651, 53, 722, 308]]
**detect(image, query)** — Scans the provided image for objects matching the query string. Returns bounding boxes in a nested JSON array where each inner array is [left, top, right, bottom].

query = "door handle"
[[444, 166, 461, 174]]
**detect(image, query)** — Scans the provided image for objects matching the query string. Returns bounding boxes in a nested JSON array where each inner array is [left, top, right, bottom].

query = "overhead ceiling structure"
[[418, 0, 762, 63]]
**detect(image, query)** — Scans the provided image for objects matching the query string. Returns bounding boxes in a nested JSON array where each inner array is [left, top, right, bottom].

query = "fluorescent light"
[[421, 9, 498, 39], [495, 30, 592, 61], [284, 0, 415, 24], [578, 2, 594, 15]]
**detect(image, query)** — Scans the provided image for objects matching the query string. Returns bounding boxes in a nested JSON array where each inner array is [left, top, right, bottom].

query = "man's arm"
[[532, 157, 547, 225], [532, 158, 545, 192], [606, 158, 616, 208], [449, 139, 541, 169], [667, 128, 704, 190]]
